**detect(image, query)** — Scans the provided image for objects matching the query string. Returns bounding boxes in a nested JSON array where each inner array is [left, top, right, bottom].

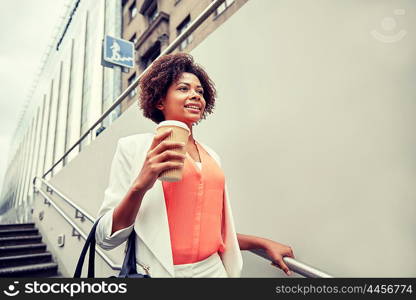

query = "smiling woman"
[[156, 72, 206, 128], [94, 52, 295, 278], [138, 53, 216, 126]]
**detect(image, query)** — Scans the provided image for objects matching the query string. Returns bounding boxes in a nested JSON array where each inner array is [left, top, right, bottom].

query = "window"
[[130, 33, 137, 45], [95, 126, 106, 137], [129, 3, 138, 21], [215, 0, 235, 17], [176, 15, 193, 51], [139, 0, 158, 24], [141, 41, 161, 69], [128, 72, 137, 98]]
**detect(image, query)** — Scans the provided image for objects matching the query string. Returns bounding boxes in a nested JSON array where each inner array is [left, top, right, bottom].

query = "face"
[[157, 72, 206, 129]]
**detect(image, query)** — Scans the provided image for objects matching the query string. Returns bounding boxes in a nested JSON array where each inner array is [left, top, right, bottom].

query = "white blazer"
[[95, 133, 243, 277]]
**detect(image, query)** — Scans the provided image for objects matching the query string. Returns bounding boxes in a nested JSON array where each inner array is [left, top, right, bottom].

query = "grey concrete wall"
[[190, 0, 416, 277], [34, 0, 416, 277]]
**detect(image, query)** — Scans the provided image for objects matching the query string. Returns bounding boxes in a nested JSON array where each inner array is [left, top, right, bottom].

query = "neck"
[[187, 124, 194, 143], [188, 133, 195, 144]]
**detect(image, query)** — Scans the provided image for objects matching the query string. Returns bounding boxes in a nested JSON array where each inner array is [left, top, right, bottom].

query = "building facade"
[[0, 0, 248, 222], [0, 0, 123, 221], [120, 0, 247, 112]]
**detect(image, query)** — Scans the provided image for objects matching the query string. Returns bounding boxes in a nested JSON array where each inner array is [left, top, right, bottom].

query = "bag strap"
[[74, 216, 140, 278], [73, 216, 102, 278], [118, 227, 138, 277]]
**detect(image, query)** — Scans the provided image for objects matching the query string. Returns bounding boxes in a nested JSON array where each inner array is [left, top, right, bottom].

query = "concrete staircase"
[[0, 223, 60, 277]]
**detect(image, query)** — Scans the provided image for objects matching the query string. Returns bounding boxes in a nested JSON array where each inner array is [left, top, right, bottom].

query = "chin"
[[170, 113, 202, 126], [189, 117, 202, 124], [183, 114, 201, 123]]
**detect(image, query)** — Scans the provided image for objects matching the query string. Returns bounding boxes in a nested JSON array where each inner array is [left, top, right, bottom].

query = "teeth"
[[185, 106, 200, 110]]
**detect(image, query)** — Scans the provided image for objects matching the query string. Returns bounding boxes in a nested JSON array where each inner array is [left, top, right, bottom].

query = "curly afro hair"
[[138, 52, 217, 124]]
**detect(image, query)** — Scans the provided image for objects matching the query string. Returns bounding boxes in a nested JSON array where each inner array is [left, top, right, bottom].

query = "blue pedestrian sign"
[[103, 35, 134, 68]]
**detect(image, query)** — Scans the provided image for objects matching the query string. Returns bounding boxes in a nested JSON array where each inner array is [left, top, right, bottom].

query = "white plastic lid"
[[156, 120, 190, 133]]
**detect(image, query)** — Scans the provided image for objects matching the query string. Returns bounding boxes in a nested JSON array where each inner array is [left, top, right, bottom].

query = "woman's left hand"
[[261, 239, 295, 276]]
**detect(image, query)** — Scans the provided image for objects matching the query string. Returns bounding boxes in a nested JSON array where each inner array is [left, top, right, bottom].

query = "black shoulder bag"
[[73, 216, 151, 278]]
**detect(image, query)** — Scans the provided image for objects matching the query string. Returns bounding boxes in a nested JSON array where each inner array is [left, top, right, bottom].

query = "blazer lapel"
[[130, 134, 175, 277], [199, 142, 243, 277], [220, 183, 243, 277], [134, 180, 175, 277]]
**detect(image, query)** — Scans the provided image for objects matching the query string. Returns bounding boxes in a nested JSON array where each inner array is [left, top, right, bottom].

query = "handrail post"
[[36, 187, 122, 271]]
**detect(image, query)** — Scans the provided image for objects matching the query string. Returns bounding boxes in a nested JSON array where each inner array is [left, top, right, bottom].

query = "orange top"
[[162, 142, 226, 265]]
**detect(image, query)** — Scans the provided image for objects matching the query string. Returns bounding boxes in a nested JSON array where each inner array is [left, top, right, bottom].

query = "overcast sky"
[[0, 0, 66, 200]]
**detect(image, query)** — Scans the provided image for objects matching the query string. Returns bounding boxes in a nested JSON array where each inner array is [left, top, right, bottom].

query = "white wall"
[[190, 0, 416, 277]]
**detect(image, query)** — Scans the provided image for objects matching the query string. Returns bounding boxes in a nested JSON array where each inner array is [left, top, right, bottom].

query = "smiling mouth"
[[184, 106, 201, 114]]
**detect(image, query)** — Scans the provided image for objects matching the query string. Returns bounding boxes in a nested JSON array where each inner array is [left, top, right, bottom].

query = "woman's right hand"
[[132, 129, 186, 192]]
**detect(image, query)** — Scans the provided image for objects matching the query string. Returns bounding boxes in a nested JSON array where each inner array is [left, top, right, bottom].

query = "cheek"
[[175, 93, 188, 104]]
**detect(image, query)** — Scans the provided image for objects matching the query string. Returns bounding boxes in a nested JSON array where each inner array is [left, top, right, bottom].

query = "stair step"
[[0, 228, 39, 237], [0, 244, 47, 256], [0, 262, 58, 277], [0, 235, 42, 246], [0, 252, 52, 268], [0, 223, 35, 230], [0, 223, 60, 277]]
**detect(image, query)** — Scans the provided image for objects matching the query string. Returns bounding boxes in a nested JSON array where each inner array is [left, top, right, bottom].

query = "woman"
[[96, 53, 295, 277]]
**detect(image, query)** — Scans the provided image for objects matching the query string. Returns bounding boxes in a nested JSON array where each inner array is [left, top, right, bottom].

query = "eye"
[[179, 86, 188, 91], [198, 90, 204, 95]]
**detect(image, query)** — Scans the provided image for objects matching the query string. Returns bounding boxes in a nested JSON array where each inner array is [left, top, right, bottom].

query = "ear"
[[156, 98, 164, 110]]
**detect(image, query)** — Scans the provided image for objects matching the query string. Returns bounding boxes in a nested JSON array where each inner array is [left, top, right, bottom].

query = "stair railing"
[[33, 176, 333, 277], [33, 176, 121, 271]]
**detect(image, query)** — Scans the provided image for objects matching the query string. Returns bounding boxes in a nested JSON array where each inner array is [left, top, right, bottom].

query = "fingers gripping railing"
[[249, 249, 333, 278]]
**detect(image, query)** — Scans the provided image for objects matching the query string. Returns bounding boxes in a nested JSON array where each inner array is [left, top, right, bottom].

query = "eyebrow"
[[177, 82, 203, 89]]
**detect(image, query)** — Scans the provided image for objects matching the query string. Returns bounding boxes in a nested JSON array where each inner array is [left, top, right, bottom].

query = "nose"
[[189, 89, 201, 100]]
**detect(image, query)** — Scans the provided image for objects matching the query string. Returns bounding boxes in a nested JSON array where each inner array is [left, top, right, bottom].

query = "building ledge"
[[135, 11, 170, 50]]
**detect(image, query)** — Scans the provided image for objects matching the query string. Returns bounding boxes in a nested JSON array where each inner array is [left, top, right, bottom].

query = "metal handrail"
[[42, 0, 227, 179], [35, 177, 332, 277], [36, 188, 121, 271], [250, 249, 333, 278]]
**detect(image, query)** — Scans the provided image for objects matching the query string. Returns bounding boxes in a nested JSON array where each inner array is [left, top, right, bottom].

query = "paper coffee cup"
[[155, 120, 190, 182]]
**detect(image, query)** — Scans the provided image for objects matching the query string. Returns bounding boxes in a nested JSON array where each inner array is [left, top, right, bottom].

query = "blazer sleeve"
[[95, 138, 135, 250]]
